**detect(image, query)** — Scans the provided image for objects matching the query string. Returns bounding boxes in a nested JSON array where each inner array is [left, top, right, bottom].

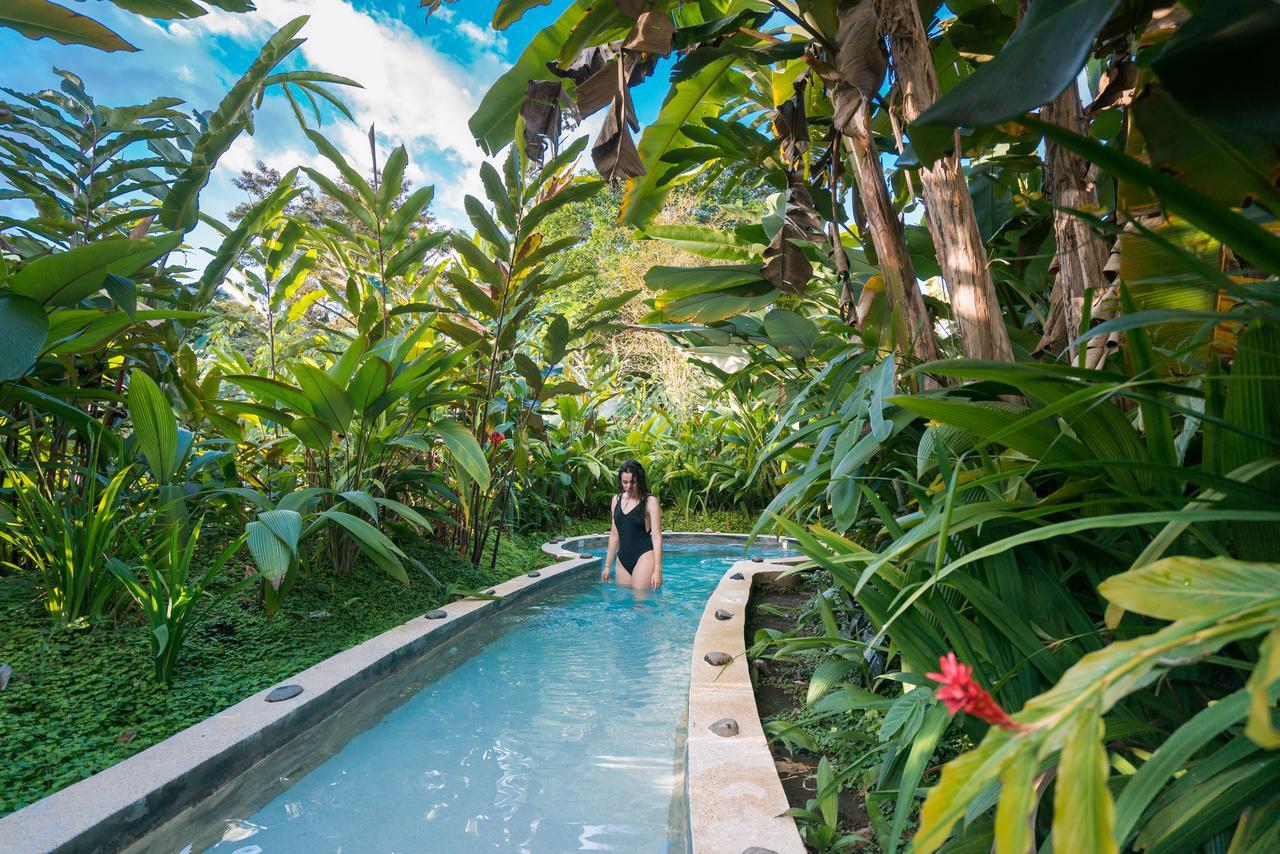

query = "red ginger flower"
[[488, 430, 505, 447], [926, 653, 1025, 732]]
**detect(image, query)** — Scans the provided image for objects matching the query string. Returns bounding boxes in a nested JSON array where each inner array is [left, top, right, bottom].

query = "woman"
[[603, 460, 663, 589]]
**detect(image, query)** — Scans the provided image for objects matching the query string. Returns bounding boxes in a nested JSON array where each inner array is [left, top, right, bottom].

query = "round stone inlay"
[[265, 684, 302, 703], [709, 717, 739, 737], [704, 651, 732, 666], [424, 609, 447, 620], [526, 571, 541, 578], [731, 572, 745, 580], [714, 609, 733, 621]]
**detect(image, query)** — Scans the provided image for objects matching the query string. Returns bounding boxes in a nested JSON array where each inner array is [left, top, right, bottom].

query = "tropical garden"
[[1, 0, 1277, 850]]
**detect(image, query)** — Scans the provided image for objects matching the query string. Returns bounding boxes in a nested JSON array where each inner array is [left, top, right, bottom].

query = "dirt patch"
[[746, 574, 873, 846]]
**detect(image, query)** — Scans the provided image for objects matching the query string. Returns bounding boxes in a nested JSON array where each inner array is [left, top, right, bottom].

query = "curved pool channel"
[[132, 535, 795, 853]]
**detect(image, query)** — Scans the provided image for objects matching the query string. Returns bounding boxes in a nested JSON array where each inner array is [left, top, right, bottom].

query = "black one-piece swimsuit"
[[614, 494, 653, 574]]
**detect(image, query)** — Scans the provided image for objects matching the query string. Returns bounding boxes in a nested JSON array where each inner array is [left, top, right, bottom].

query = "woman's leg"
[[615, 562, 633, 586], [628, 550, 656, 590]]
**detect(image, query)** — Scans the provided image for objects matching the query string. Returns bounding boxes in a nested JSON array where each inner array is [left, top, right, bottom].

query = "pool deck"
[[0, 551, 598, 854]]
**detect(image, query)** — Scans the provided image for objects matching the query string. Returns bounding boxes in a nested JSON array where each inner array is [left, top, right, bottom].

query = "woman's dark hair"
[[617, 459, 651, 502]]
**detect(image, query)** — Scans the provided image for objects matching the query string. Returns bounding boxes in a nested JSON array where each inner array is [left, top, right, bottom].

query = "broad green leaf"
[[384, 231, 448, 280], [464, 194, 511, 259], [376, 145, 407, 218], [304, 128, 375, 205], [226, 374, 311, 414], [127, 369, 179, 484], [1053, 707, 1117, 854], [246, 519, 293, 586], [1099, 556, 1280, 622], [492, 0, 550, 29], [1245, 627, 1280, 749], [9, 235, 179, 306], [290, 415, 331, 450], [641, 224, 764, 261], [258, 508, 302, 555], [543, 314, 569, 364], [451, 234, 504, 288], [339, 489, 379, 519], [468, 0, 589, 156], [318, 509, 408, 583], [807, 658, 856, 706], [1219, 320, 1280, 560], [433, 420, 489, 490], [620, 56, 737, 227], [1, 0, 137, 52], [293, 362, 354, 433], [382, 184, 434, 246], [915, 732, 1022, 853], [0, 294, 48, 382], [763, 308, 818, 358], [347, 357, 391, 415], [911, 0, 1122, 164], [522, 178, 603, 235], [994, 747, 1039, 854]]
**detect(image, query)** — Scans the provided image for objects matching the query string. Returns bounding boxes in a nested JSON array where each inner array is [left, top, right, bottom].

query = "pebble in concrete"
[[709, 717, 739, 737], [731, 572, 745, 580], [526, 571, 541, 578], [714, 609, 733, 621], [743, 848, 779, 854], [751, 556, 764, 562], [704, 651, 733, 666], [265, 684, 303, 703], [424, 609, 448, 620], [484, 589, 496, 595]]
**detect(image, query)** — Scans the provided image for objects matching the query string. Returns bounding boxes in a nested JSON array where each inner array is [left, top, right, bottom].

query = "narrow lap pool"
[[134, 536, 794, 854]]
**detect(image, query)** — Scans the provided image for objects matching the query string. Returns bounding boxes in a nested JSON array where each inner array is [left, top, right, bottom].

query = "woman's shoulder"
[[646, 494, 660, 507]]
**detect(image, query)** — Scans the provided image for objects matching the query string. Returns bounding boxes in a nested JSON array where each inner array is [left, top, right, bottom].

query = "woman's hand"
[[601, 565, 610, 582], [650, 566, 663, 589]]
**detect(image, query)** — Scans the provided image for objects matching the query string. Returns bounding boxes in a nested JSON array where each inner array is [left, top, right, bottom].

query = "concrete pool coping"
[[685, 558, 809, 854], [0, 551, 600, 854]]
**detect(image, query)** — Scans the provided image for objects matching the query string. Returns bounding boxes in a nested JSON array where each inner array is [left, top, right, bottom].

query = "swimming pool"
[[132, 536, 795, 853]]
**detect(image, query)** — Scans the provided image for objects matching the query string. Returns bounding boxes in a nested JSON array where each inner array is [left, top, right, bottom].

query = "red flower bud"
[[925, 652, 1025, 732], [488, 430, 506, 447]]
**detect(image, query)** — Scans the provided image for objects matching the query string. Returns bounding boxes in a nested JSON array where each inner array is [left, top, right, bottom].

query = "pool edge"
[[0, 552, 600, 854], [685, 557, 809, 854]]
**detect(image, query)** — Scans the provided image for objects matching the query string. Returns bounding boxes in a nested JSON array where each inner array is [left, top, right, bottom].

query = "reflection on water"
[[135, 538, 793, 854]]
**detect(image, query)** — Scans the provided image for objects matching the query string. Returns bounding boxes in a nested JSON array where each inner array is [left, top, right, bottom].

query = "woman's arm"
[[603, 495, 619, 581], [648, 496, 663, 589]]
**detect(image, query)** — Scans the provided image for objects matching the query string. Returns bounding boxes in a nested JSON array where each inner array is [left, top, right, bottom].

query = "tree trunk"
[[874, 0, 1015, 363], [845, 100, 941, 370], [1037, 84, 1110, 364]]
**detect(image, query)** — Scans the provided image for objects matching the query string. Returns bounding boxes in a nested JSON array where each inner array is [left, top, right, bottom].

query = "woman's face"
[[620, 471, 635, 495]]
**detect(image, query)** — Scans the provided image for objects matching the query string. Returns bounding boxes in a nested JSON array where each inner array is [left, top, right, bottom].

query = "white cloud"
[[456, 19, 506, 51], [168, 0, 516, 228]]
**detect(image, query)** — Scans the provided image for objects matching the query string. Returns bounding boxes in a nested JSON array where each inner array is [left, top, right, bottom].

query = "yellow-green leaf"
[[1052, 707, 1117, 854]]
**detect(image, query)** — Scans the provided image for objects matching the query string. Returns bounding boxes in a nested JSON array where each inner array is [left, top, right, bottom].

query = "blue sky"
[[3, 0, 672, 255]]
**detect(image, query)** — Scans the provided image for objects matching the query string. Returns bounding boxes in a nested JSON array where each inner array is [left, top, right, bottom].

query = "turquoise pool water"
[[159, 537, 793, 854]]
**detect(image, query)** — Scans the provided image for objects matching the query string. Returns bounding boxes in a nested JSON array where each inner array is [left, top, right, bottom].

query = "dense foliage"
[[3, 0, 1279, 850]]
